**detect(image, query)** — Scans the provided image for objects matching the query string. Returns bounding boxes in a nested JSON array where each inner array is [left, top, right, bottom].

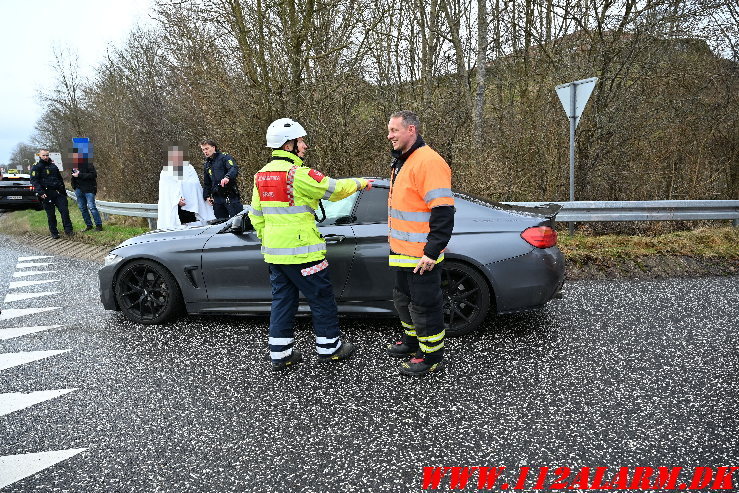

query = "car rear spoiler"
[[497, 202, 562, 221], [453, 191, 562, 220]]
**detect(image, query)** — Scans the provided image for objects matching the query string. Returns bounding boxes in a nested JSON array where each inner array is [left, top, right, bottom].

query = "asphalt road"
[[0, 234, 737, 492]]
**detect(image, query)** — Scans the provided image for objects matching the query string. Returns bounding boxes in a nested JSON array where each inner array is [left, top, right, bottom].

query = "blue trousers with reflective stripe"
[[268, 262, 341, 361]]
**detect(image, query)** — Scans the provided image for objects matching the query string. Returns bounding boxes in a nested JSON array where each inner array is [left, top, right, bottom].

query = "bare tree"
[[28, 0, 738, 212]]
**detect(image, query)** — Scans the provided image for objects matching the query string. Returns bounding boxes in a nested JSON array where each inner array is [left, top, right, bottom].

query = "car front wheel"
[[114, 259, 183, 324], [442, 261, 491, 337]]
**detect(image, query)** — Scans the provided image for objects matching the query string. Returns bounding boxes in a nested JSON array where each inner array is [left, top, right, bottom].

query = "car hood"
[[111, 225, 213, 250]]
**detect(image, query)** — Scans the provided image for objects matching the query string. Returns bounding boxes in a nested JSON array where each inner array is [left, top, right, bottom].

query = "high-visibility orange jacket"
[[388, 142, 454, 267]]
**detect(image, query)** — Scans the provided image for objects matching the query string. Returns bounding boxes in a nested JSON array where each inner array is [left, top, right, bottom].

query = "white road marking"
[[0, 389, 77, 417], [0, 325, 63, 341], [8, 279, 59, 289], [3, 291, 60, 303], [0, 307, 60, 321], [0, 350, 71, 372], [12, 271, 57, 278], [16, 262, 54, 269], [0, 449, 87, 489], [0, 256, 81, 491], [0, 350, 70, 371]]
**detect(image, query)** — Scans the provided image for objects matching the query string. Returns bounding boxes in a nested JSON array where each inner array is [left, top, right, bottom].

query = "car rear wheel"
[[442, 261, 491, 337], [114, 260, 183, 324]]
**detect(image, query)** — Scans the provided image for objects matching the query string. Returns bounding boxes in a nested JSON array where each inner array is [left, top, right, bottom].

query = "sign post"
[[555, 77, 598, 235], [50, 152, 63, 170], [34, 152, 64, 170]]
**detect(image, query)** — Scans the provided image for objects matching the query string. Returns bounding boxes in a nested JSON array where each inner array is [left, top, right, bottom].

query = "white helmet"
[[266, 118, 307, 148]]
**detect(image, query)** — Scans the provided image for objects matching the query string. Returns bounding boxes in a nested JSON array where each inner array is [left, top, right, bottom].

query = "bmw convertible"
[[99, 180, 565, 336]]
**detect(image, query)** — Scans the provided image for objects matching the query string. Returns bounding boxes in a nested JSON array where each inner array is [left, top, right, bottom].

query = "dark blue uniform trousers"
[[213, 196, 243, 220], [268, 262, 342, 362], [42, 191, 73, 235]]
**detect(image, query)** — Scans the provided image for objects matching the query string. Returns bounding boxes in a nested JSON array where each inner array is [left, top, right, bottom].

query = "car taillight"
[[521, 226, 557, 248]]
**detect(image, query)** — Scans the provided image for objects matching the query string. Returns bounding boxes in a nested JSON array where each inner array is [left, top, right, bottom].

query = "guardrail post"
[[734, 218, 738, 227], [147, 218, 157, 230]]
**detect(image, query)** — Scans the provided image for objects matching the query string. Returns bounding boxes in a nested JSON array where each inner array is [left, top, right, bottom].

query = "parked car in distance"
[[99, 180, 565, 336], [0, 171, 42, 211]]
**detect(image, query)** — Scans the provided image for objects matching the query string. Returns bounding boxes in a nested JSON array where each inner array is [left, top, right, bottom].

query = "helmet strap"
[[287, 138, 299, 156]]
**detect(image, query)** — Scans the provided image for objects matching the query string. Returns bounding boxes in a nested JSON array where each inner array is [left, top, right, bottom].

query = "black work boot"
[[271, 349, 303, 371], [95, 225, 103, 231], [386, 335, 418, 358], [83, 225, 94, 232], [317, 340, 355, 362], [399, 355, 446, 377]]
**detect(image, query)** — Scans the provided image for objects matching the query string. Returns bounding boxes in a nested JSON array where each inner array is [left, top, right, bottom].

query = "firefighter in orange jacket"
[[386, 110, 455, 376]]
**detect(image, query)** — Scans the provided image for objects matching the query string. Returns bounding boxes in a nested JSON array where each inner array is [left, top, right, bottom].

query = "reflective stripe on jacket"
[[248, 149, 368, 264], [388, 145, 454, 267]]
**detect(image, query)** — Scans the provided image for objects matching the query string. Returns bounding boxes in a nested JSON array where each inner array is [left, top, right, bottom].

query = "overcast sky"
[[0, 0, 154, 165]]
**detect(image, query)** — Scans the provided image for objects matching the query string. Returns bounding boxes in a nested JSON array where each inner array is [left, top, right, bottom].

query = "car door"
[[200, 214, 356, 304], [200, 223, 269, 303], [341, 186, 394, 302]]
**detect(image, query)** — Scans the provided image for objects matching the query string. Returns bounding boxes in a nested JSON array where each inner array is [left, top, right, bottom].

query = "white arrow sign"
[[555, 77, 598, 128]]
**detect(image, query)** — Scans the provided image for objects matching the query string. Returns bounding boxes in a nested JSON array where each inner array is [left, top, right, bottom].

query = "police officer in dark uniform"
[[30, 149, 73, 239], [199, 139, 243, 219]]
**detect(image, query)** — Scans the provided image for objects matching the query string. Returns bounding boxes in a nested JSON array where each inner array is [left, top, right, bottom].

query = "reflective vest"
[[388, 146, 454, 267], [248, 149, 368, 264]]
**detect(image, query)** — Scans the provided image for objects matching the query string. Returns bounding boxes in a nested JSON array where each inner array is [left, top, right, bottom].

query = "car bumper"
[[98, 264, 118, 310], [0, 195, 41, 209], [488, 246, 566, 313]]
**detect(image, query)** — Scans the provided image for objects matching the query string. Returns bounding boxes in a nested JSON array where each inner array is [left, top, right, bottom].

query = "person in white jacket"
[[157, 146, 215, 229]]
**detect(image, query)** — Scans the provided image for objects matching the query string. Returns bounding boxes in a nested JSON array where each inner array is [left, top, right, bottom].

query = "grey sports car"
[[99, 180, 565, 336]]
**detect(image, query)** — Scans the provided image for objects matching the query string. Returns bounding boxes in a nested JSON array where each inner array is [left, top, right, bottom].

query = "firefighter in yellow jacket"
[[386, 110, 455, 376], [249, 118, 371, 370]]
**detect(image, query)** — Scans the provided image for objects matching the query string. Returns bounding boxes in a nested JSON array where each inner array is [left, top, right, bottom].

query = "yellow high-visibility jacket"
[[249, 149, 368, 264]]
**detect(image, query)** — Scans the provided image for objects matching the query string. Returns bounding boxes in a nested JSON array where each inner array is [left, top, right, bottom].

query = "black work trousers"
[[42, 191, 73, 235], [393, 267, 445, 362], [213, 195, 243, 220]]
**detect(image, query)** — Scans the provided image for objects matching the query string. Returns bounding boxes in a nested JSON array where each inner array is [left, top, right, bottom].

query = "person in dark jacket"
[[30, 149, 73, 239], [70, 149, 103, 231], [200, 139, 243, 220]]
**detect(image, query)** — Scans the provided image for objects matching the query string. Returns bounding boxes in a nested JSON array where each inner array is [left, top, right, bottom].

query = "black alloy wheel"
[[114, 259, 183, 324], [441, 261, 491, 337]]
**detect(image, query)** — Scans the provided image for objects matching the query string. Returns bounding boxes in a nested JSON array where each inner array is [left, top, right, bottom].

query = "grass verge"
[[557, 227, 739, 264], [0, 206, 148, 248]]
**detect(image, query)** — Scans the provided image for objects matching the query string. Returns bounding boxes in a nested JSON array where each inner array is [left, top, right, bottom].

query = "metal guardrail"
[[508, 200, 739, 224], [66, 190, 158, 228], [67, 190, 739, 229]]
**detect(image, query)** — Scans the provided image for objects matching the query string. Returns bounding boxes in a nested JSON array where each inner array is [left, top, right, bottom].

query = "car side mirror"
[[230, 215, 245, 233]]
